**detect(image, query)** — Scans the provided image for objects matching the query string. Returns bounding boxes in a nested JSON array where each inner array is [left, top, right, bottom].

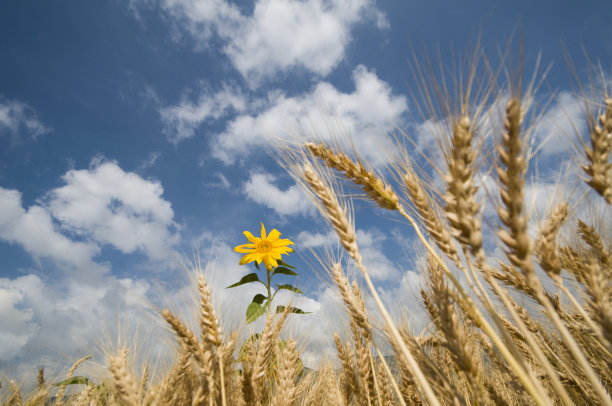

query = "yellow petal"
[[234, 244, 256, 253], [243, 231, 259, 244], [267, 229, 281, 241], [263, 255, 277, 270], [239, 253, 261, 265], [260, 223, 267, 240], [272, 238, 293, 247]]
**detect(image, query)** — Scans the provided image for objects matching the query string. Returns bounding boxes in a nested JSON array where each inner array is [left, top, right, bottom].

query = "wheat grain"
[[583, 98, 612, 204]]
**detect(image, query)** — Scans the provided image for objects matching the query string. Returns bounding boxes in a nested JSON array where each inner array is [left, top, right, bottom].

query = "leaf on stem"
[[276, 305, 310, 315], [276, 284, 303, 294], [273, 267, 298, 276], [246, 302, 267, 324], [227, 273, 262, 288]]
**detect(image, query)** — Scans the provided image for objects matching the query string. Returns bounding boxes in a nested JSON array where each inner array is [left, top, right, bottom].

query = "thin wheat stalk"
[[395, 203, 553, 406], [373, 344, 407, 406], [300, 161, 441, 406], [497, 99, 612, 405], [484, 271, 575, 406], [53, 354, 92, 406], [334, 333, 359, 405], [304, 142, 550, 405]]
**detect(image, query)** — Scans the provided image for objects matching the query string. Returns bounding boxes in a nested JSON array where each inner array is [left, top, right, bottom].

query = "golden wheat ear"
[[108, 349, 141, 406], [582, 98, 612, 204]]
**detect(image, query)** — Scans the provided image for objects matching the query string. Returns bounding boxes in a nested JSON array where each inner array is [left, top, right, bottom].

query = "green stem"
[[266, 267, 273, 315]]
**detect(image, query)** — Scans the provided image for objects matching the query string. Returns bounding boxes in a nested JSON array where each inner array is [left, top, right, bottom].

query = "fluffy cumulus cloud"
[[243, 172, 314, 217], [0, 95, 50, 142], [44, 159, 180, 260], [142, 0, 387, 84], [0, 188, 108, 281], [0, 159, 180, 383], [533, 91, 585, 157], [0, 273, 152, 379], [159, 85, 247, 142], [212, 65, 408, 165], [223, 0, 388, 84], [296, 227, 401, 281]]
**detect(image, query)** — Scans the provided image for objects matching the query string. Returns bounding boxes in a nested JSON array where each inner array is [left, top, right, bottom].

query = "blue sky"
[[1, 0, 611, 381]]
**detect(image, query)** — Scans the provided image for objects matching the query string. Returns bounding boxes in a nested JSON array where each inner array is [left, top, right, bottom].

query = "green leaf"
[[227, 273, 261, 288], [254, 262, 260, 271], [276, 306, 311, 315], [246, 302, 267, 324], [238, 333, 261, 362], [277, 259, 295, 269], [276, 284, 303, 294], [54, 376, 91, 386], [252, 293, 267, 305], [272, 267, 298, 276]]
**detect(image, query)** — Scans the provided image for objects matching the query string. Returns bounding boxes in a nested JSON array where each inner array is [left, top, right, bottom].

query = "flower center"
[[256, 240, 272, 253]]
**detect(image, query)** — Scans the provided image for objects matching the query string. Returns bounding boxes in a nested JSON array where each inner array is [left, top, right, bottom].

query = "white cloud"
[[212, 65, 408, 164], [223, 0, 387, 84], [243, 172, 314, 217], [0, 273, 153, 384], [144, 0, 387, 84], [296, 229, 337, 248], [533, 91, 585, 157], [0, 95, 50, 142], [159, 85, 246, 142], [0, 188, 108, 281], [295, 227, 401, 281], [356, 228, 401, 281], [45, 159, 180, 260]]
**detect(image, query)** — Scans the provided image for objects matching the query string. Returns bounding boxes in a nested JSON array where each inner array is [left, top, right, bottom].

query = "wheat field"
[[2, 52, 611, 406]]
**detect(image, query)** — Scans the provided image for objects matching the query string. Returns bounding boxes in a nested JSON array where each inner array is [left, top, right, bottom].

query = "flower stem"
[[266, 267, 273, 315]]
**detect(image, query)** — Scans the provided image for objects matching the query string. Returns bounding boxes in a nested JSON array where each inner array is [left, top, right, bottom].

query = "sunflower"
[[234, 223, 294, 270]]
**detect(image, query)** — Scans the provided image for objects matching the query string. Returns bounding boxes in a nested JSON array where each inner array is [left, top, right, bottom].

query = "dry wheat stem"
[[485, 272, 574, 406], [301, 162, 441, 406], [304, 138, 552, 404], [529, 271, 612, 405], [373, 343, 407, 406], [53, 355, 92, 406], [557, 281, 612, 354], [367, 350, 384, 406], [395, 204, 553, 406]]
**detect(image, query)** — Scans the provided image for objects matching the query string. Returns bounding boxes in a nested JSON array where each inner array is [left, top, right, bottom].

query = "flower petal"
[[267, 229, 281, 241], [260, 223, 267, 240], [234, 244, 256, 253], [243, 231, 259, 244], [272, 238, 294, 247]]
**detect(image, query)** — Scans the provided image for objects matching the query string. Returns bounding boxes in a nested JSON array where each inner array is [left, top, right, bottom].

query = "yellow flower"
[[234, 223, 294, 270]]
